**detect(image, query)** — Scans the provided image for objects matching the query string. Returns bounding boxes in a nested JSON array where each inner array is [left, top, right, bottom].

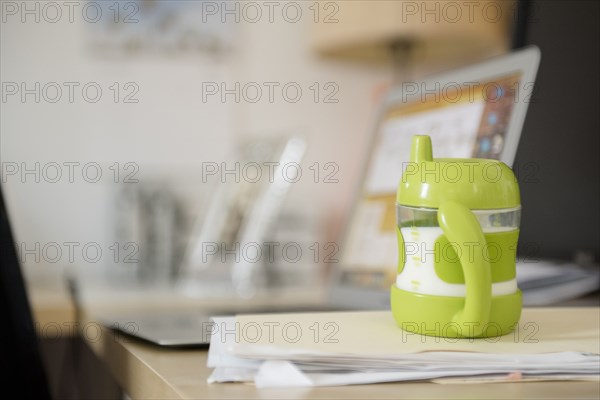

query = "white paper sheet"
[[206, 310, 600, 388]]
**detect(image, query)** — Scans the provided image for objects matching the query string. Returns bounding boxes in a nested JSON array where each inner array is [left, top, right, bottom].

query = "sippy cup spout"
[[410, 135, 433, 163]]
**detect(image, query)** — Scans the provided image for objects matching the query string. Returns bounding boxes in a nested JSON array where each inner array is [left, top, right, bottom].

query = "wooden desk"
[[81, 309, 600, 400], [27, 275, 599, 399], [27, 275, 76, 334]]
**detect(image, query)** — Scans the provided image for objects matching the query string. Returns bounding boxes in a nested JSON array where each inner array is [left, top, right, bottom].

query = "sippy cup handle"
[[437, 201, 491, 337]]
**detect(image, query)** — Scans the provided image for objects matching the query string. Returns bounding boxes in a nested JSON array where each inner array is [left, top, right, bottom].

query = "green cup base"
[[390, 285, 522, 338]]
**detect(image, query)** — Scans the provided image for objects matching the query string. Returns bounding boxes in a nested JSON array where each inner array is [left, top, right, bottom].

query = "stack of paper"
[[206, 309, 600, 388]]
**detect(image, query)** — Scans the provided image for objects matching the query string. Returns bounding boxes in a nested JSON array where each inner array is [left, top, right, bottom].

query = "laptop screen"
[[340, 71, 525, 290]]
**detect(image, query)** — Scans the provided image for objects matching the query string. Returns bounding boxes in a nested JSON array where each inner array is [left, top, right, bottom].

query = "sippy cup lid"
[[397, 135, 520, 209]]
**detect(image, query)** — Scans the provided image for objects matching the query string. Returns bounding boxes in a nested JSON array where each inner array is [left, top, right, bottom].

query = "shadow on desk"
[[40, 337, 121, 400]]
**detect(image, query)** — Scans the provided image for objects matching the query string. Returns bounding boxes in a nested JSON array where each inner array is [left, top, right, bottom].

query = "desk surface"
[[28, 274, 76, 329], [82, 308, 600, 400], [27, 275, 600, 399]]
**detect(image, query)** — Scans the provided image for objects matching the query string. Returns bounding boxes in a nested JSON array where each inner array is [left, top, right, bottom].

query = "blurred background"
[[0, 0, 512, 286], [3, 0, 393, 289], [3, 0, 598, 289], [2, 0, 599, 294]]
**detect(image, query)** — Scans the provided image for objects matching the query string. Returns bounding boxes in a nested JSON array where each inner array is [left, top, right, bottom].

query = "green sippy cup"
[[391, 135, 522, 338]]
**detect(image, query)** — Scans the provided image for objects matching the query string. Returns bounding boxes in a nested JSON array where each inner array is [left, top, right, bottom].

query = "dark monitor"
[[0, 183, 51, 398], [514, 0, 600, 262]]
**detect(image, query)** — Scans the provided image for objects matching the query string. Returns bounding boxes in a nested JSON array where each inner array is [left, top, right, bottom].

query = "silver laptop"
[[104, 47, 545, 346]]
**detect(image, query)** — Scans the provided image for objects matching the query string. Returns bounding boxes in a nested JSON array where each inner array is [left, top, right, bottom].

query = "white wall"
[[231, 11, 391, 237], [1, 2, 390, 279]]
